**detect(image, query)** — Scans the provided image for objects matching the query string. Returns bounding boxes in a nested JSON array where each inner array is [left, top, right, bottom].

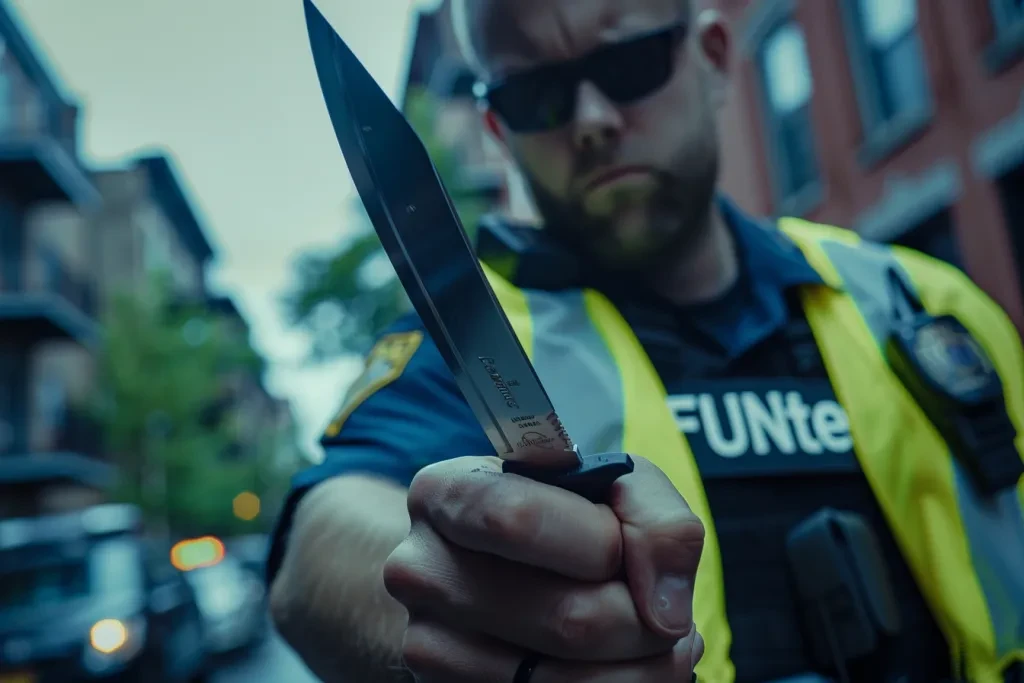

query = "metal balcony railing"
[[29, 243, 98, 318], [52, 409, 105, 459], [0, 97, 78, 158]]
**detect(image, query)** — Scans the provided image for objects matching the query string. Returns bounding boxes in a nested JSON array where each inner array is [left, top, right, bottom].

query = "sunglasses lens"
[[486, 23, 684, 133], [489, 71, 575, 133], [591, 30, 677, 103]]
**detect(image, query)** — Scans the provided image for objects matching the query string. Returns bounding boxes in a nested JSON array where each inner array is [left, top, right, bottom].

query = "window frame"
[[837, 0, 934, 168], [753, 14, 823, 218]]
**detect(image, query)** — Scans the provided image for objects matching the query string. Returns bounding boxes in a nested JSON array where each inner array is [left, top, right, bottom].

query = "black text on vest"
[[666, 378, 859, 479]]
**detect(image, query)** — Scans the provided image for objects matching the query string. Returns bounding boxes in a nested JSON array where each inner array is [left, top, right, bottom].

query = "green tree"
[[283, 87, 489, 360], [94, 272, 289, 539]]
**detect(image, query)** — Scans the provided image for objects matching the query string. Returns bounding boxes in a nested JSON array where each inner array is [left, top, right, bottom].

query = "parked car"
[[182, 550, 266, 656], [0, 504, 209, 683]]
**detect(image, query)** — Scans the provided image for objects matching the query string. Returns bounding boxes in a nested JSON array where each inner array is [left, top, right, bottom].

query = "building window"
[[893, 210, 963, 271], [757, 21, 820, 210], [842, 0, 931, 158]]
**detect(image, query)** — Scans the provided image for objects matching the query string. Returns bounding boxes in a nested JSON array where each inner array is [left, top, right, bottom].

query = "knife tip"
[[302, 0, 322, 21]]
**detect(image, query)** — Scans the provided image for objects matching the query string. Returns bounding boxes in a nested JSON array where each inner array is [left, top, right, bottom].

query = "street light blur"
[[171, 536, 225, 571], [89, 619, 128, 654], [233, 491, 261, 522]]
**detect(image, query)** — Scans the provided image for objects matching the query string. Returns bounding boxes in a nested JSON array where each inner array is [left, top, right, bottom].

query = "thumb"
[[609, 456, 704, 640]]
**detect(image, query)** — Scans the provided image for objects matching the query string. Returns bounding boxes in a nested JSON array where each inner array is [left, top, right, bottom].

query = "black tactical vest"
[[635, 290, 953, 683]]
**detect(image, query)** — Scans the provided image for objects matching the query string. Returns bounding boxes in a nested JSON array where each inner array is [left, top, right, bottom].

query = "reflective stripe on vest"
[[808, 233, 1024, 682], [525, 288, 625, 456], [480, 218, 1024, 682], [484, 265, 736, 683]]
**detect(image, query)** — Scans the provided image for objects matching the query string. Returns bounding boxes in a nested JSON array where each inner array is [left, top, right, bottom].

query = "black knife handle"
[[502, 452, 634, 504]]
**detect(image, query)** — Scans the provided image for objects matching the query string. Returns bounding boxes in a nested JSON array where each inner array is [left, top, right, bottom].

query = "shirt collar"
[[718, 196, 825, 292], [476, 194, 826, 293]]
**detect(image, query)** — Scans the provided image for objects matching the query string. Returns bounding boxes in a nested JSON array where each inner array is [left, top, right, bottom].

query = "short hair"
[[449, 0, 693, 78]]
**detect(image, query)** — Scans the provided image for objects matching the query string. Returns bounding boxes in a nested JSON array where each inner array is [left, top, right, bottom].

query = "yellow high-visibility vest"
[[483, 217, 1024, 683]]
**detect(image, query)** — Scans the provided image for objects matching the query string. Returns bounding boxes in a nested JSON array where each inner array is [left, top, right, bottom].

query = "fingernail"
[[652, 574, 692, 632]]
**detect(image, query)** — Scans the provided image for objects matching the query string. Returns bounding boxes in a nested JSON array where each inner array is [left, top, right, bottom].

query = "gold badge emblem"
[[323, 331, 424, 438]]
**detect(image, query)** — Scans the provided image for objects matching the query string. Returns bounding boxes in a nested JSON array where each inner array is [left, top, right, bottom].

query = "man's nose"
[[571, 81, 624, 153]]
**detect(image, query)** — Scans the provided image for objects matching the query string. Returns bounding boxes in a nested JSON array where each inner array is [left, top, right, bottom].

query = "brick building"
[[718, 0, 1024, 330], [400, 0, 1024, 331]]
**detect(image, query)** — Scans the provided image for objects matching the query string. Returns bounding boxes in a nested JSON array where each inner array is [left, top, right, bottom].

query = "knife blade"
[[303, 0, 632, 502]]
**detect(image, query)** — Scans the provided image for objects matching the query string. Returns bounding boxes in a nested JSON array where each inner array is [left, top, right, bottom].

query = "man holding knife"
[[270, 0, 1024, 682]]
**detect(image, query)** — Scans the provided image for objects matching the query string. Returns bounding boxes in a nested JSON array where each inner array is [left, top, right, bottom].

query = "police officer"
[[268, 0, 1024, 681]]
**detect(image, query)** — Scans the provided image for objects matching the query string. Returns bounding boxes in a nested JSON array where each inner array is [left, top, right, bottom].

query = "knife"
[[303, 0, 633, 504]]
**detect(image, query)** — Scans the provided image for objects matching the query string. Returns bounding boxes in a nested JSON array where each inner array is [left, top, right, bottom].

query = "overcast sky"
[[12, 0, 440, 459]]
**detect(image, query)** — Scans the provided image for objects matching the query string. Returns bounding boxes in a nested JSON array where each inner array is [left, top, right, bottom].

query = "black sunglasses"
[[475, 21, 689, 134]]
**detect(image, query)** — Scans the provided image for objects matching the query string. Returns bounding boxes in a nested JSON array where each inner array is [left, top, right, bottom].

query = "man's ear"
[[695, 9, 732, 109]]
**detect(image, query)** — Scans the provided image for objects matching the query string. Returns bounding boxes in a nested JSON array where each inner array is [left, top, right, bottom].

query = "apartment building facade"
[[0, 147, 221, 517], [91, 154, 214, 307], [0, 0, 296, 520], [0, 0, 105, 516]]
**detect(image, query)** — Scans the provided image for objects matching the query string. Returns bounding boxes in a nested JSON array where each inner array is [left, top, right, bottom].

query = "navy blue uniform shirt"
[[264, 196, 825, 585]]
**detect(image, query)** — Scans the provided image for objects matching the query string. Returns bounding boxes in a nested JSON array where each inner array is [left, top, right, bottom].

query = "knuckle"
[[401, 623, 447, 677], [381, 541, 440, 607], [651, 508, 706, 549], [478, 483, 544, 544], [409, 464, 491, 530], [693, 629, 705, 665], [672, 630, 704, 677], [550, 591, 606, 655], [408, 458, 503, 525], [427, 471, 543, 549], [407, 463, 451, 518]]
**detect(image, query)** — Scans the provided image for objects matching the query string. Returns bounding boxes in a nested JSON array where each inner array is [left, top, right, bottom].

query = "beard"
[[523, 139, 720, 278]]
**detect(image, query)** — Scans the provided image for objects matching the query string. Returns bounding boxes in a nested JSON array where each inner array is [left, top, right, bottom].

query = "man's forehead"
[[472, 0, 687, 78]]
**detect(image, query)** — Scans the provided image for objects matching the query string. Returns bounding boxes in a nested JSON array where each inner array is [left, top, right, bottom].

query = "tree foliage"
[[94, 272, 296, 539], [283, 87, 489, 360]]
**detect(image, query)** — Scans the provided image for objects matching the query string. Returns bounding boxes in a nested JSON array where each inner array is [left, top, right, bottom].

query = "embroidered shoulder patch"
[[323, 330, 424, 439]]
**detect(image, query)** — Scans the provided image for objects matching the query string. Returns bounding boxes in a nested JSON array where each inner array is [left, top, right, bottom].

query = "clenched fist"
[[382, 455, 705, 682]]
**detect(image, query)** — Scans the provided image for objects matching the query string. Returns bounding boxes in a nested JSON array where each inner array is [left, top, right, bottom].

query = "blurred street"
[[212, 627, 319, 683]]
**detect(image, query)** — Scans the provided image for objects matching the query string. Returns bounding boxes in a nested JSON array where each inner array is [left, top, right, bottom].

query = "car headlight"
[[83, 616, 146, 673]]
